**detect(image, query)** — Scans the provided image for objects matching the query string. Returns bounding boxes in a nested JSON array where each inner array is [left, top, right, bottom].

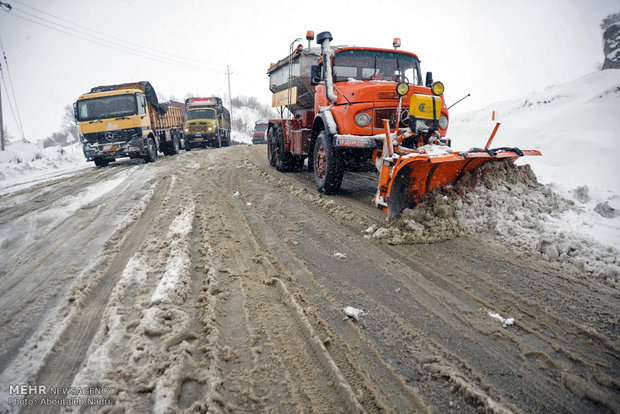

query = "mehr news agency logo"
[[7, 384, 112, 408]]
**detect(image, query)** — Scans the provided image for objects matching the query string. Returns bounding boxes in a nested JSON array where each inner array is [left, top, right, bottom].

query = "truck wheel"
[[314, 130, 343, 194], [94, 157, 109, 167], [267, 127, 277, 167], [185, 140, 191, 151], [144, 137, 157, 163], [172, 136, 180, 155], [270, 126, 298, 172]]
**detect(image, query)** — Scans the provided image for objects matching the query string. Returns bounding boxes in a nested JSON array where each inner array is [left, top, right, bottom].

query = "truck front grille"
[[373, 108, 410, 129], [83, 127, 142, 144]]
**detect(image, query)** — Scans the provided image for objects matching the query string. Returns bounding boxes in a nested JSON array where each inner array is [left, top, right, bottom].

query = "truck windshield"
[[187, 109, 216, 120], [76, 94, 138, 121], [254, 124, 268, 132], [332, 50, 422, 85]]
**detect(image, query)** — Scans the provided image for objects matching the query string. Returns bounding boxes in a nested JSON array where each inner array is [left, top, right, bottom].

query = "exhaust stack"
[[317, 31, 337, 105]]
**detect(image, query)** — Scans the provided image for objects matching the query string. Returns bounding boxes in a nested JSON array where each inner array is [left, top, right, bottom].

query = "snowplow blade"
[[382, 149, 541, 220]]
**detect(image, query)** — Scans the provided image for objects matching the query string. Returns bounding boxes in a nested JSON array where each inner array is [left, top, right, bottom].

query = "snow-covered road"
[[0, 146, 617, 413]]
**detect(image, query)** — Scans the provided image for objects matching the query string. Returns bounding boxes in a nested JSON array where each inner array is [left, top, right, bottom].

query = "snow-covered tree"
[[601, 12, 620, 70]]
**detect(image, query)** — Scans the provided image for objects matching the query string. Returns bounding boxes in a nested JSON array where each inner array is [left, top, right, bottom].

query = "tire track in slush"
[[23, 176, 172, 413], [244, 145, 620, 413], [223, 156, 435, 413], [201, 150, 431, 412], [193, 153, 365, 412], [0, 170, 146, 328]]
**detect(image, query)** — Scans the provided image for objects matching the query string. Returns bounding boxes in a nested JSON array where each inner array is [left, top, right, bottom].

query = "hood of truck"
[[186, 118, 217, 126], [330, 81, 442, 106], [79, 116, 144, 134]]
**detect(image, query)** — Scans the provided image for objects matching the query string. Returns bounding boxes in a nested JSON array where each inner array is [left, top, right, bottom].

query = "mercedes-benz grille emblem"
[[105, 132, 115, 141]]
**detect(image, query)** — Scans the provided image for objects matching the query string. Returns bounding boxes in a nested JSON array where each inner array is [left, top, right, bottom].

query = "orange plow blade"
[[377, 148, 541, 220]]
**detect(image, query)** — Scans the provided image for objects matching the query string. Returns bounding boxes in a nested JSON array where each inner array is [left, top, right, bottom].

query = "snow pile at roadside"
[[449, 69, 620, 248], [0, 140, 87, 192], [368, 161, 619, 286]]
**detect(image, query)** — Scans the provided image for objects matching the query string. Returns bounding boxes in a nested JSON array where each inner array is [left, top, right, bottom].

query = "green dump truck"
[[183, 97, 231, 149]]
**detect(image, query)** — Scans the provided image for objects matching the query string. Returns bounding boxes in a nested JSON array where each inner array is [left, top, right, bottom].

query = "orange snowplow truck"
[[267, 31, 540, 219], [267, 31, 449, 192]]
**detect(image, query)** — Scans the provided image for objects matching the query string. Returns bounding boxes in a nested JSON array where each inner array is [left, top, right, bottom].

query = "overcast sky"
[[0, 0, 618, 141]]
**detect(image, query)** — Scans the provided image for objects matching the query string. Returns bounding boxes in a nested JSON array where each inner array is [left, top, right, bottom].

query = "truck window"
[[137, 94, 146, 115], [332, 50, 422, 85], [187, 109, 216, 120], [76, 94, 138, 121]]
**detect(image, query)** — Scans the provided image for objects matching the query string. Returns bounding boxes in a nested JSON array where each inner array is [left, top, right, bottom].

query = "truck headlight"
[[439, 115, 448, 129], [355, 112, 371, 127], [431, 81, 444, 96], [184, 128, 189, 133], [396, 82, 409, 97]]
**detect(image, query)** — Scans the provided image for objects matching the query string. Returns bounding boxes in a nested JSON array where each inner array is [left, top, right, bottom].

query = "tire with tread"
[[267, 126, 277, 167], [143, 137, 157, 163], [313, 130, 343, 194], [171, 136, 180, 154], [268, 126, 302, 172], [93, 157, 109, 167]]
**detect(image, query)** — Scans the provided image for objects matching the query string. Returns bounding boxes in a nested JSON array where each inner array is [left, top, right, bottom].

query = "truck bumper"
[[334, 134, 382, 149], [83, 137, 145, 160], [185, 133, 217, 143]]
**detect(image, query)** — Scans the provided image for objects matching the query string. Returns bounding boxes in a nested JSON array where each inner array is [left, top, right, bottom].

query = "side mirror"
[[425, 72, 433, 87], [73, 102, 78, 121], [310, 65, 321, 85]]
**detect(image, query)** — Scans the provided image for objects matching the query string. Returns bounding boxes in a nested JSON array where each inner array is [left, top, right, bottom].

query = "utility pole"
[[0, 1, 11, 150], [0, 61, 4, 151], [226, 66, 233, 127]]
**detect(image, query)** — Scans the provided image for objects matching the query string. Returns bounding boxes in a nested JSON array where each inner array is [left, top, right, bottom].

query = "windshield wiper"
[[369, 56, 377, 80]]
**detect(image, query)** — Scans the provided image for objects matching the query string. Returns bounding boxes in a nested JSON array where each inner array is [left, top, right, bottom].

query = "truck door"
[[137, 94, 149, 131]]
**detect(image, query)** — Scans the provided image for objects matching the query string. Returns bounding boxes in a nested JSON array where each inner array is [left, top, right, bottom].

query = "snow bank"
[[449, 69, 620, 249], [369, 161, 619, 287], [0, 140, 87, 194]]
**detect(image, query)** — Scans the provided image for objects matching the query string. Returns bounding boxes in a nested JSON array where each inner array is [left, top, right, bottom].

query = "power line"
[[13, 0, 222, 69], [0, 64, 24, 140], [0, 35, 25, 139], [4, 5, 225, 73]]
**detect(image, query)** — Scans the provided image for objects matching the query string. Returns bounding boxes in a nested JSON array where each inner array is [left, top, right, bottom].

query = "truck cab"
[[76, 81, 183, 167], [77, 89, 154, 167], [252, 122, 268, 144], [313, 47, 448, 140], [183, 97, 231, 150]]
